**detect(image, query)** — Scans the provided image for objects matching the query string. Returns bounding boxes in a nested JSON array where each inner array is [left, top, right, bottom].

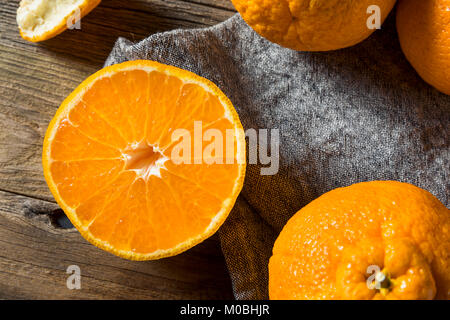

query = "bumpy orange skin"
[[231, 0, 396, 51], [19, 0, 101, 42], [269, 181, 449, 300], [397, 0, 450, 95]]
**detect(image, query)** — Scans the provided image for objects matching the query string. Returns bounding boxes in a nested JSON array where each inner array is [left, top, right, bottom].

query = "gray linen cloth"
[[105, 13, 449, 300]]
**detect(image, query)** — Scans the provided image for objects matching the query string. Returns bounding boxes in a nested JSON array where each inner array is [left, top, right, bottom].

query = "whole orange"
[[397, 0, 450, 95], [42, 61, 246, 260], [269, 181, 449, 300], [230, 0, 397, 51]]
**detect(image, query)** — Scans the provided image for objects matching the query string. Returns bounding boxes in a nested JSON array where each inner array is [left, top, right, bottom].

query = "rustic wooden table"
[[0, 0, 236, 299]]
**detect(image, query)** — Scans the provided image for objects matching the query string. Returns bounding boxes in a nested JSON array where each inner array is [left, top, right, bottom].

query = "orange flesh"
[[45, 64, 244, 257]]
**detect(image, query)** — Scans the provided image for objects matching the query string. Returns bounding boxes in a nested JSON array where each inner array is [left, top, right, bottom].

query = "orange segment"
[[68, 100, 128, 150], [164, 162, 240, 201], [146, 72, 184, 146], [49, 159, 123, 207], [43, 60, 246, 260], [50, 119, 121, 161]]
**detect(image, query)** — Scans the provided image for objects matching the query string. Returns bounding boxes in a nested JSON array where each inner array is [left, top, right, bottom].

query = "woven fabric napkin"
[[105, 13, 449, 300]]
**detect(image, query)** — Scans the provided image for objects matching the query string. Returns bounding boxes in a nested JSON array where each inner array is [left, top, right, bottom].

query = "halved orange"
[[42, 60, 246, 260], [17, 0, 101, 42]]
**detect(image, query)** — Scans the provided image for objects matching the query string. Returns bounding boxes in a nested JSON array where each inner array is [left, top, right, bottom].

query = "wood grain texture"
[[0, 0, 236, 299]]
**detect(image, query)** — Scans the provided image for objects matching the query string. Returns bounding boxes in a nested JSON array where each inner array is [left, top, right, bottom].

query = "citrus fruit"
[[17, 0, 101, 42], [269, 181, 449, 300], [42, 60, 246, 260], [397, 0, 450, 95], [230, 0, 396, 51]]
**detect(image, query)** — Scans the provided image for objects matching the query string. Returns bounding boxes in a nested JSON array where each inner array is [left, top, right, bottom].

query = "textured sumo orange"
[[231, 0, 396, 51], [43, 60, 246, 260], [269, 181, 449, 300], [397, 0, 450, 95]]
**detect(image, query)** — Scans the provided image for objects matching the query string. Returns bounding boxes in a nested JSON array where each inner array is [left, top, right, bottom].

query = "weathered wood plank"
[[0, 0, 236, 299], [0, 190, 233, 299]]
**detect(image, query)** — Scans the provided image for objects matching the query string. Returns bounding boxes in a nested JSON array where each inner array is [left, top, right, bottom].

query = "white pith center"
[[122, 141, 168, 180]]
